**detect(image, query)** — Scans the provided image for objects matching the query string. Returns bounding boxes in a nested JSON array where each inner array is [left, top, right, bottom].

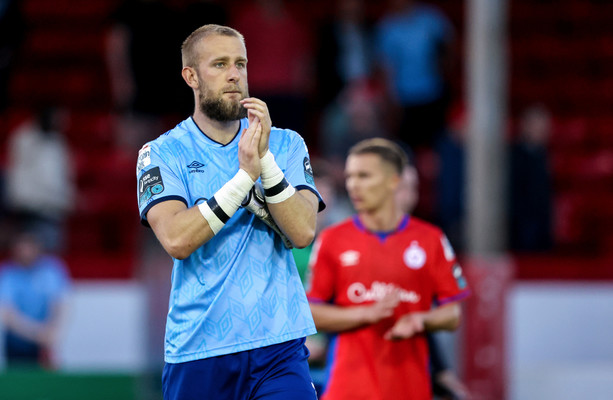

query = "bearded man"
[[136, 24, 325, 400]]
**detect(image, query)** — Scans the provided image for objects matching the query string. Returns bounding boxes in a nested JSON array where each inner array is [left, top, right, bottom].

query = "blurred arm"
[[0, 301, 65, 348], [385, 302, 462, 341], [310, 291, 400, 333]]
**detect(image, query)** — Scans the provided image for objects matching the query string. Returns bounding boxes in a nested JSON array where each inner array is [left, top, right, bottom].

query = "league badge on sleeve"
[[303, 157, 314, 185], [139, 166, 164, 207], [452, 263, 468, 289]]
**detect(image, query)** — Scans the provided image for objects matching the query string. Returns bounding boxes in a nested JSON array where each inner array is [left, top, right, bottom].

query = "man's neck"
[[192, 110, 241, 145], [358, 205, 405, 233]]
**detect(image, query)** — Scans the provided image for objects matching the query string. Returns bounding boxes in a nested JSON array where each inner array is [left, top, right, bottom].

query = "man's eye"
[[236, 62, 246, 69], [215, 62, 225, 68]]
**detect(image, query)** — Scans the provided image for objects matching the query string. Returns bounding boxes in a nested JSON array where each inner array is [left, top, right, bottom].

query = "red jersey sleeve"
[[306, 230, 337, 303], [430, 232, 470, 305]]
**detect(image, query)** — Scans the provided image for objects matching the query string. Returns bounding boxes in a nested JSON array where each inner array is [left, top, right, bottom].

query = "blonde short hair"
[[181, 24, 245, 68]]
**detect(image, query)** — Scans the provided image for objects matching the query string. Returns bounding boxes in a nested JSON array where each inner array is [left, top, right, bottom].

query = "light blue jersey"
[[137, 117, 323, 363], [0, 256, 70, 322], [375, 4, 453, 105]]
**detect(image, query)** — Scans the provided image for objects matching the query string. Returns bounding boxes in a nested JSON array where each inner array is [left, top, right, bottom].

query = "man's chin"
[[200, 103, 245, 122]]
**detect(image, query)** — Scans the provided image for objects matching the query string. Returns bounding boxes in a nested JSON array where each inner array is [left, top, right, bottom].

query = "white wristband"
[[260, 150, 295, 204], [198, 169, 254, 234]]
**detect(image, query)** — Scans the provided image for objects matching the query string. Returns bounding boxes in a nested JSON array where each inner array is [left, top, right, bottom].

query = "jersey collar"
[[187, 117, 246, 147], [353, 214, 411, 241]]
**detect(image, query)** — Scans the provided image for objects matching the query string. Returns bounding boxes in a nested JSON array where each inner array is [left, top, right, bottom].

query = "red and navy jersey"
[[307, 215, 470, 400]]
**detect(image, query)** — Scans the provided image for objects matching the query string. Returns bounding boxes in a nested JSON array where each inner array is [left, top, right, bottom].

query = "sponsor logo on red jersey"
[[347, 281, 421, 304]]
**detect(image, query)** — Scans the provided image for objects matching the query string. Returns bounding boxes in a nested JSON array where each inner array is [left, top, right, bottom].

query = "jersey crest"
[[403, 241, 426, 269]]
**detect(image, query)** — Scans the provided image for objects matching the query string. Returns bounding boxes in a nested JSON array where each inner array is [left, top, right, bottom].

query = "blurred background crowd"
[[0, 0, 612, 399]]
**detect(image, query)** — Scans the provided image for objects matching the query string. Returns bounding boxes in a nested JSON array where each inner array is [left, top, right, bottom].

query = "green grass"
[[0, 369, 143, 400]]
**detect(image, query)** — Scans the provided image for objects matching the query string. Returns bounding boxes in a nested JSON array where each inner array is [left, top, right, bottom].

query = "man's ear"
[[389, 173, 401, 192], [182, 66, 199, 89]]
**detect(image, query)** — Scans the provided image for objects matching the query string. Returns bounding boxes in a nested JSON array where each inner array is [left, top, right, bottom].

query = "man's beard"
[[198, 86, 248, 122]]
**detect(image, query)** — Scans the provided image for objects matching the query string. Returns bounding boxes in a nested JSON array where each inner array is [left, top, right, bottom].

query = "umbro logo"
[[340, 250, 360, 267], [187, 161, 206, 169], [187, 160, 206, 174]]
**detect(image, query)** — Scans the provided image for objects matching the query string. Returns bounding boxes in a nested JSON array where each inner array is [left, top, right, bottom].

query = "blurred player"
[[0, 231, 70, 368], [136, 24, 324, 400], [307, 138, 469, 400]]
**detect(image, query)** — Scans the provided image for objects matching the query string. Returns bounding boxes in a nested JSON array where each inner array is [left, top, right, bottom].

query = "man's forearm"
[[148, 201, 216, 260], [268, 189, 318, 248], [310, 302, 371, 333], [1, 307, 48, 344], [422, 303, 461, 332]]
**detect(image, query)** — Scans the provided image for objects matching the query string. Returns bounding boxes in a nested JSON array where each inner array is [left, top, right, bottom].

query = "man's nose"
[[228, 65, 241, 81]]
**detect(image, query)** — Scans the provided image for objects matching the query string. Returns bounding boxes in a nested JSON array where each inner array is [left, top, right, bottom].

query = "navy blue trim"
[[352, 215, 411, 242], [207, 197, 230, 223], [295, 185, 326, 212], [397, 215, 410, 231], [353, 215, 366, 232], [375, 231, 391, 241], [140, 195, 188, 228], [264, 178, 290, 197], [190, 116, 242, 147], [437, 289, 472, 305]]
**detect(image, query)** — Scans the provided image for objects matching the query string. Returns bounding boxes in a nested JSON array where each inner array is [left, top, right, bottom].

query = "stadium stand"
[[0, 0, 611, 280]]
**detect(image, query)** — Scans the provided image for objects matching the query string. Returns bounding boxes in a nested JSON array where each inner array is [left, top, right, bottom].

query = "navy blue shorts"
[[162, 338, 318, 400]]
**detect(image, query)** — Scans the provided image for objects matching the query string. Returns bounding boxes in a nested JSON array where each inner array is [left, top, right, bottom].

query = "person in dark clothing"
[[508, 104, 554, 252]]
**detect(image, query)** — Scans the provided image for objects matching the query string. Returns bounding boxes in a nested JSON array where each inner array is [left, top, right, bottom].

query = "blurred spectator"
[[231, 0, 313, 136], [509, 104, 554, 252], [428, 332, 470, 400], [107, 0, 187, 117], [435, 108, 466, 251], [4, 106, 75, 252], [106, 0, 227, 150], [319, 79, 389, 164], [0, 0, 25, 111], [314, 0, 375, 110], [375, 0, 455, 149], [395, 155, 419, 212], [0, 231, 71, 368]]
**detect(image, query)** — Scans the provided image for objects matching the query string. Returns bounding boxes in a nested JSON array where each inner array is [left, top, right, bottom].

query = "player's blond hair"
[[181, 24, 245, 68], [348, 138, 409, 175]]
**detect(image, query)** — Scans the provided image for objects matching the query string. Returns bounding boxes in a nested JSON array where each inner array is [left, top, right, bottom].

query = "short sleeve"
[[137, 141, 189, 225], [306, 232, 336, 303], [0, 268, 12, 305], [45, 257, 71, 303], [283, 133, 326, 212], [431, 233, 470, 305]]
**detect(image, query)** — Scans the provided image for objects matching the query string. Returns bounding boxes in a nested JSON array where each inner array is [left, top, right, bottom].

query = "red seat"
[[23, 0, 119, 22], [25, 28, 105, 60], [590, 117, 613, 147], [550, 117, 588, 148], [553, 193, 590, 248]]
